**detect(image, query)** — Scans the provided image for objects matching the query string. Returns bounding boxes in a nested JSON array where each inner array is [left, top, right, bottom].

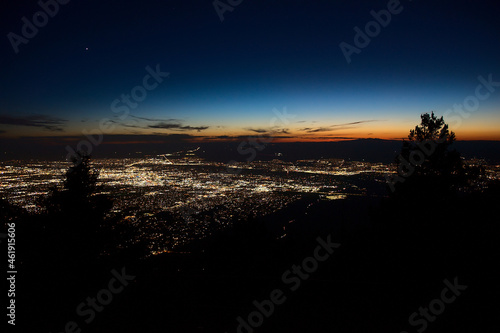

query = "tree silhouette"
[[393, 112, 474, 197], [64, 153, 99, 203], [19, 153, 138, 331], [372, 114, 500, 318], [33, 151, 113, 268], [408, 112, 455, 143], [41, 151, 152, 263]]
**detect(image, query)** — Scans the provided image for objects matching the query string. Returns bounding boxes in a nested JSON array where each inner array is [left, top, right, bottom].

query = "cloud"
[[111, 116, 209, 132], [108, 119, 145, 129], [147, 122, 181, 130], [300, 127, 333, 133], [330, 119, 380, 127], [108, 115, 187, 130], [0, 114, 67, 131], [329, 120, 380, 129], [130, 115, 180, 122], [148, 122, 209, 132], [245, 128, 269, 134], [246, 127, 291, 135], [304, 127, 332, 133], [302, 136, 355, 140], [178, 125, 209, 132], [300, 119, 381, 133]]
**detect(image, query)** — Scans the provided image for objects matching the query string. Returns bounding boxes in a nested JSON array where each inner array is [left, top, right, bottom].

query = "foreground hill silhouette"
[[13, 152, 149, 330]]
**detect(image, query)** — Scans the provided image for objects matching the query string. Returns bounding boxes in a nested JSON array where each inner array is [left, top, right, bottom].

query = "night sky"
[[1, 0, 499, 156]]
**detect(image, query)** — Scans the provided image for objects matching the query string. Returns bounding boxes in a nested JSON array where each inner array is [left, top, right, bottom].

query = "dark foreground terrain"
[[9, 183, 500, 333]]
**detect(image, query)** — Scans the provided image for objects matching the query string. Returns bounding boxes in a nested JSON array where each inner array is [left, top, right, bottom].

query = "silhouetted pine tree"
[[33, 152, 113, 268], [373, 112, 495, 276], [392, 112, 480, 198]]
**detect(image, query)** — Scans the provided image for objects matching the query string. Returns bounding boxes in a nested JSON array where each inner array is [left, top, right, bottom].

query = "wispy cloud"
[[147, 122, 181, 130], [302, 127, 332, 133], [130, 115, 180, 122], [148, 122, 209, 132], [178, 125, 209, 132], [246, 127, 291, 135], [300, 119, 381, 133], [0, 114, 67, 131], [110, 115, 209, 132], [245, 128, 269, 134], [330, 120, 379, 128], [306, 136, 355, 140]]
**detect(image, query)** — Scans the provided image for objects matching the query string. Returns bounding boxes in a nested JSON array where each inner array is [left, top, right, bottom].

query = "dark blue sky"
[[1, 0, 499, 145]]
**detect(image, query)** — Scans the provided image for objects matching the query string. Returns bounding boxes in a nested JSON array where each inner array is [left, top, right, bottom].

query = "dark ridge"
[[1, 137, 500, 163]]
